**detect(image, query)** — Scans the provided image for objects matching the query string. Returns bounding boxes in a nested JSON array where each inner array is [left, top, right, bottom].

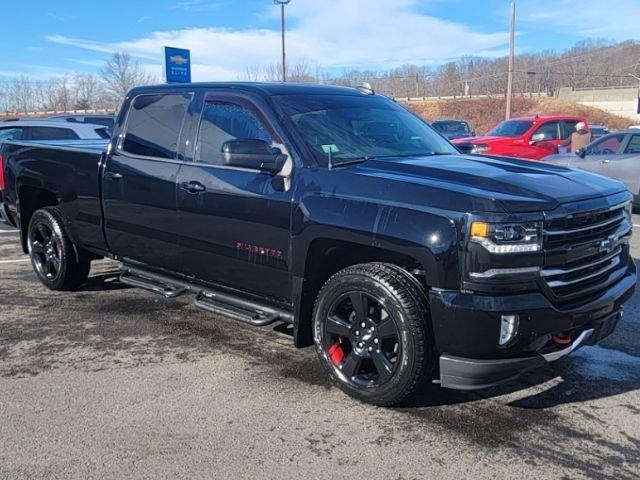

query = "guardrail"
[[395, 92, 552, 102]]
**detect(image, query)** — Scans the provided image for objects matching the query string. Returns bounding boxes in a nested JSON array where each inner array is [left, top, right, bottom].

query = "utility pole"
[[274, 0, 291, 82], [505, 2, 516, 119]]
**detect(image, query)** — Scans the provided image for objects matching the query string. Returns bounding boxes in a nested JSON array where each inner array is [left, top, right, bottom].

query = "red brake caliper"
[[328, 341, 345, 366]]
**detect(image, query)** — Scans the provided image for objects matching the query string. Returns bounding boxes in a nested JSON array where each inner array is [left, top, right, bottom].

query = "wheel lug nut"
[[374, 338, 379, 344], [354, 330, 360, 336], [358, 342, 364, 348], [368, 346, 373, 352], [360, 322, 366, 328]]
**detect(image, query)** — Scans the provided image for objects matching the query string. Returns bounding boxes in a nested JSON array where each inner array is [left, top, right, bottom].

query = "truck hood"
[[355, 154, 626, 213]]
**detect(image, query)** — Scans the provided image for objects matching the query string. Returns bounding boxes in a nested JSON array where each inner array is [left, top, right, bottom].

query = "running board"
[[195, 292, 280, 326], [119, 264, 294, 325], [119, 269, 187, 298]]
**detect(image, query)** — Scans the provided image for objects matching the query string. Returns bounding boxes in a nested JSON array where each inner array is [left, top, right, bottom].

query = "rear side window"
[[25, 127, 79, 140], [196, 102, 272, 165], [121, 93, 191, 159], [625, 135, 640, 154], [95, 128, 111, 139], [0, 127, 23, 141]]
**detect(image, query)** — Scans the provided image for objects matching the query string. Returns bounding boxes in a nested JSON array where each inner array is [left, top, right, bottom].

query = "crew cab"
[[453, 115, 589, 160], [0, 84, 635, 406]]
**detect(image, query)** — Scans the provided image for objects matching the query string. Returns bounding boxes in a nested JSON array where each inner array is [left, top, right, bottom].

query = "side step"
[[119, 269, 187, 298], [119, 264, 294, 326], [195, 292, 280, 326]]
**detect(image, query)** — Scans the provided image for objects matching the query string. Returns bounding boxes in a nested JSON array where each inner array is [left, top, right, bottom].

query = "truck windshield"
[[488, 120, 534, 137], [274, 94, 457, 166], [432, 120, 470, 133]]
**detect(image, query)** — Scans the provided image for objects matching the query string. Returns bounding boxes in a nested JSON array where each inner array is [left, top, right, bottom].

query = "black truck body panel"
[[1, 82, 636, 390]]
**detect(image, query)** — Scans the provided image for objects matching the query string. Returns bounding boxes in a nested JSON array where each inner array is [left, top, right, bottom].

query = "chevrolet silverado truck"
[[453, 115, 589, 160], [0, 83, 635, 406]]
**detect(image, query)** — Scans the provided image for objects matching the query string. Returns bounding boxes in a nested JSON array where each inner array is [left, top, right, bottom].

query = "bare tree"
[[74, 73, 108, 110], [100, 52, 155, 105]]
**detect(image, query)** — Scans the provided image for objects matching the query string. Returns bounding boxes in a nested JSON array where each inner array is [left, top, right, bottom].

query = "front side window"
[[562, 121, 579, 139], [121, 93, 191, 159], [532, 122, 560, 141], [432, 121, 470, 134], [26, 127, 79, 140], [488, 120, 534, 137], [196, 102, 272, 165], [586, 133, 625, 155], [275, 94, 456, 165], [624, 135, 640, 154]]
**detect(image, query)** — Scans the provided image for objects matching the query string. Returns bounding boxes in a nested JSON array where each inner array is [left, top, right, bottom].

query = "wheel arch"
[[17, 185, 59, 253]]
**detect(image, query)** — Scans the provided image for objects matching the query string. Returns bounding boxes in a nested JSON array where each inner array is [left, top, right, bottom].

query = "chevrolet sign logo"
[[599, 234, 617, 253], [170, 55, 189, 66]]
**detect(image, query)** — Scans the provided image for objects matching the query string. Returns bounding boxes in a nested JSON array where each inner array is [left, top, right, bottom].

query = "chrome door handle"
[[104, 171, 123, 180], [179, 181, 206, 194], [601, 159, 610, 164]]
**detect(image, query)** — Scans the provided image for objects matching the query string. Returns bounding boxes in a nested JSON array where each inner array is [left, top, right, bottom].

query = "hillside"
[[406, 96, 633, 134]]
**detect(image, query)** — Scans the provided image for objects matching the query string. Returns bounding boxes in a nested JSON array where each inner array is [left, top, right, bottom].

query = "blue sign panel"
[[163, 46, 191, 83]]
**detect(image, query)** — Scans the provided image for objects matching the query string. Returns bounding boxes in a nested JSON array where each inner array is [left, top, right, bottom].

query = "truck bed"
[[1, 139, 109, 253]]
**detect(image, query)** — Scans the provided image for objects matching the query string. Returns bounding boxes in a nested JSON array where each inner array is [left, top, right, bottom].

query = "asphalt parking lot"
[[1, 221, 639, 480]]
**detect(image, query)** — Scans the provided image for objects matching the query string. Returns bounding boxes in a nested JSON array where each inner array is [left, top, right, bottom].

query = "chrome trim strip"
[[542, 329, 594, 362], [541, 247, 622, 277], [546, 256, 621, 288], [469, 266, 540, 279]]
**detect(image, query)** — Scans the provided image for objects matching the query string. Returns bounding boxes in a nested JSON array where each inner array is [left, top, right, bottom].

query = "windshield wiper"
[[329, 156, 374, 169]]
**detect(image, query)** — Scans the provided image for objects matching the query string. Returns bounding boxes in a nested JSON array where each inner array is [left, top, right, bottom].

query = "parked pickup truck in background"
[[453, 115, 589, 160], [0, 83, 635, 406]]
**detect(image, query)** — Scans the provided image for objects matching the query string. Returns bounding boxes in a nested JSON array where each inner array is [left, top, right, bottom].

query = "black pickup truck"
[[0, 83, 636, 406]]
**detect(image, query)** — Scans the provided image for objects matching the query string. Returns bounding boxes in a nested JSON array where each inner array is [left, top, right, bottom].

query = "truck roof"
[[129, 82, 369, 97], [509, 114, 587, 122]]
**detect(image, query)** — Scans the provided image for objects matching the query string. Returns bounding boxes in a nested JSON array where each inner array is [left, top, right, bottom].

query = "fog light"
[[499, 314, 519, 346]]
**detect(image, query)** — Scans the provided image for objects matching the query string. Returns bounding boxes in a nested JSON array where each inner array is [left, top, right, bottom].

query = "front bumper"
[[430, 261, 636, 390]]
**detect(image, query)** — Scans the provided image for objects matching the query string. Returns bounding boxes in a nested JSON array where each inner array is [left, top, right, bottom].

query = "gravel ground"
[[1, 220, 639, 480]]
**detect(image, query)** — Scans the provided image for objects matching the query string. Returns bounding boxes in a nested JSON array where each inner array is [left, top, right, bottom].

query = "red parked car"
[[452, 115, 589, 160]]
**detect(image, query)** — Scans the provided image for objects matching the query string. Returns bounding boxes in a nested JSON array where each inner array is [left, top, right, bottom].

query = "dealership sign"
[[163, 46, 191, 83]]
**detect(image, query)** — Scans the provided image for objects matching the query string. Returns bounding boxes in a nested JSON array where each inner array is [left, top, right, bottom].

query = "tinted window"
[[196, 102, 272, 165], [562, 121, 578, 139], [85, 117, 116, 128], [0, 127, 23, 141], [26, 127, 79, 140], [586, 133, 625, 155], [122, 94, 191, 159], [488, 120, 533, 137], [533, 122, 560, 140], [625, 135, 640, 154], [275, 94, 456, 165]]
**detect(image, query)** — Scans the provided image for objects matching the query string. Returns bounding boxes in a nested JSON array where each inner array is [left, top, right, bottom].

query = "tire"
[[27, 207, 91, 291], [312, 262, 434, 406]]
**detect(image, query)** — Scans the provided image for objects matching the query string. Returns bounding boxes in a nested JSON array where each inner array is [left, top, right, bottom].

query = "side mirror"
[[221, 139, 287, 174], [529, 132, 546, 144], [576, 148, 587, 159]]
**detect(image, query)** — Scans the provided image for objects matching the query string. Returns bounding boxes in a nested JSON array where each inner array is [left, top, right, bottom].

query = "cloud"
[[519, 0, 640, 41], [45, 0, 509, 81]]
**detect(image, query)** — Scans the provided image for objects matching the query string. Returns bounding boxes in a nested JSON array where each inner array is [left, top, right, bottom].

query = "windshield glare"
[[274, 94, 457, 165], [488, 119, 534, 137]]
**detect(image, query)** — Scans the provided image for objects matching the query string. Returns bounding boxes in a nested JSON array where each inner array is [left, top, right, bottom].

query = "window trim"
[[116, 91, 195, 162], [624, 134, 640, 154]]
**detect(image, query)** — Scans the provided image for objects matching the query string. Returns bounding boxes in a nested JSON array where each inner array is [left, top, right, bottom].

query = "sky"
[[2, 0, 639, 81]]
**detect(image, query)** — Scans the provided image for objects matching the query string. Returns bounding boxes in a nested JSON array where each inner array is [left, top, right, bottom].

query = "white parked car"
[[0, 120, 110, 143]]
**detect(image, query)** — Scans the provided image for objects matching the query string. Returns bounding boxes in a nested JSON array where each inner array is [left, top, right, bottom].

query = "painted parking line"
[[0, 258, 30, 264], [634, 224, 640, 229], [0, 230, 19, 234]]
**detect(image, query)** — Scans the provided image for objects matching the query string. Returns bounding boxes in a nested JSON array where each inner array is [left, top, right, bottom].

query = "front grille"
[[541, 202, 632, 307]]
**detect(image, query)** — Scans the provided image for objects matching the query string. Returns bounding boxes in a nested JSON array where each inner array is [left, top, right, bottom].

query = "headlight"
[[470, 144, 489, 154], [624, 201, 633, 222], [470, 221, 542, 254]]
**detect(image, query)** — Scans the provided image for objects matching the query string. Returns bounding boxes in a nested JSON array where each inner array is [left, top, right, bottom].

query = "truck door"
[[102, 92, 193, 271], [175, 93, 293, 301], [607, 133, 640, 197], [529, 121, 561, 159]]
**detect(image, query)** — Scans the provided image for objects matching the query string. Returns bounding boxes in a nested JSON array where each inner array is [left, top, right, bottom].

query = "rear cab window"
[[120, 93, 192, 159]]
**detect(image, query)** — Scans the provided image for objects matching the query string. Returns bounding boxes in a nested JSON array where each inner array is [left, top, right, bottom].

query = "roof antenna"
[[357, 82, 374, 95]]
